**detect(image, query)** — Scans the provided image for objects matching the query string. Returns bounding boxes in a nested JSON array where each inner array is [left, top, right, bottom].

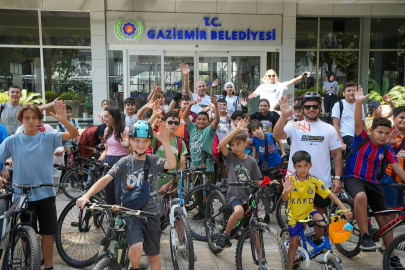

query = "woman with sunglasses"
[[248, 69, 309, 111]]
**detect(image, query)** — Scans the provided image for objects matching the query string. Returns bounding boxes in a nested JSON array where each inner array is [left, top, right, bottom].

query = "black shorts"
[[20, 196, 57, 235], [230, 198, 242, 209], [314, 193, 332, 208], [344, 176, 387, 212], [124, 216, 160, 256]]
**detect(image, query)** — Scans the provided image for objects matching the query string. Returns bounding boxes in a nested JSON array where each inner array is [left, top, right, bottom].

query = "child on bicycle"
[[215, 118, 263, 248], [283, 150, 352, 270], [76, 120, 177, 270], [0, 102, 79, 270]]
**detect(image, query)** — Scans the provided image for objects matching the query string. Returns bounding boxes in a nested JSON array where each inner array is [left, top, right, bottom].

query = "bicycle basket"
[[328, 216, 352, 244]]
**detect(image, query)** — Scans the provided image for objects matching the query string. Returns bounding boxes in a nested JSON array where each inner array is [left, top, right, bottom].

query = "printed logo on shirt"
[[291, 198, 314, 205], [259, 143, 275, 155], [190, 131, 203, 161], [307, 186, 314, 194], [292, 122, 311, 132], [301, 135, 325, 142], [379, 153, 384, 160], [261, 120, 273, 133], [321, 184, 326, 191], [397, 150, 405, 158]]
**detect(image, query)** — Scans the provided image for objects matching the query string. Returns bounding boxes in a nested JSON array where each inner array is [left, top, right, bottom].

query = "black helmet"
[[301, 91, 322, 105], [129, 120, 153, 139]]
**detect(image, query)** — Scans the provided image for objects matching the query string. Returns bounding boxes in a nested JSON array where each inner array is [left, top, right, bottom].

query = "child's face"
[[250, 126, 264, 139], [373, 105, 383, 117], [196, 115, 209, 130], [66, 110, 72, 120], [165, 116, 180, 134], [102, 101, 110, 109], [294, 109, 303, 120], [232, 116, 243, 126], [226, 84, 234, 95], [154, 114, 165, 127], [125, 103, 136, 114], [293, 160, 312, 178], [158, 95, 166, 105], [180, 100, 189, 111], [130, 137, 152, 154], [394, 112, 405, 131], [218, 102, 227, 112], [370, 125, 391, 145], [258, 102, 269, 114], [230, 139, 248, 156], [22, 109, 40, 132]]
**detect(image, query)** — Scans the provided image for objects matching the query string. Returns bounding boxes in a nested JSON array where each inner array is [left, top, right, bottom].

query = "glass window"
[[129, 55, 161, 109], [320, 18, 360, 49], [164, 56, 194, 102], [296, 18, 318, 49], [198, 56, 228, 95], [369, 51, 405, 90], [231, 56, 260, 97], [0, 10, 39, 45], [370, 18, 405, 49], [0, 48, 41, 93], [319, 51, 359, 84], [108, 51, 124, 110], [42, 11, 91, 46], [295, 51, 316, 91], [43, 49, 92, 120]]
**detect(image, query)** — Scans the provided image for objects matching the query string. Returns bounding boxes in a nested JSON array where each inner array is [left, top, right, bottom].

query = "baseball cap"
[[367, 100, 380, 116]]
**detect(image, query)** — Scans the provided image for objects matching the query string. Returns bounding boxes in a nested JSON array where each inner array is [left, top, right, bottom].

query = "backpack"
[[0, 103, 6, 119], [153, 135, 183, 166], [57, 119, 78, 132], [339, 100, 344, 119], [121, 154, 151, 210]]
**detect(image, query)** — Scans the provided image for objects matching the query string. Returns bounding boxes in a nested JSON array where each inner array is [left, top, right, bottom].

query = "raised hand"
[[50, 100, 67, 122], [386, 128, 401, 145], [285, 93, 293, 102], [354, 85, 369, 103], [279, 95, 292, 118], [120, 132, 130, 148], [153, 82, 157, 92], [152, 100, 163, 115], [283, 176, 294, 193], [211, 79, 219, 88], [240, 98, 248, 107], [236, 118, 249, 131], [180, 63, 190, 76], [210, 96, 217, 105], [383, 94, 392, 103], [154, 123, 170, 143]]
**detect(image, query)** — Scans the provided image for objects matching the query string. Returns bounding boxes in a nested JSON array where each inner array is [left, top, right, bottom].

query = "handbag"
[[259, 133, 270, 175], [121, 154, 151, 210]]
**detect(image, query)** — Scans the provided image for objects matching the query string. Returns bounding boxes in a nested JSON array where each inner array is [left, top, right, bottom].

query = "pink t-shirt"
[[105, 126, 129, 156]]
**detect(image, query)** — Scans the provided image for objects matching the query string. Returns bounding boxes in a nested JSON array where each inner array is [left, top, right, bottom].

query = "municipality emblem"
[[115, 19, 144, 40]]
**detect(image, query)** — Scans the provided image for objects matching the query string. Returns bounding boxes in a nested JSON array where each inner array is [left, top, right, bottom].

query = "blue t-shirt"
[[252, 133, 282, 168], [0, 132, 63, 202]]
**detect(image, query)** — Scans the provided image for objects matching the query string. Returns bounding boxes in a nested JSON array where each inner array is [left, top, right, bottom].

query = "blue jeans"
[[380, 173, 404, 208]]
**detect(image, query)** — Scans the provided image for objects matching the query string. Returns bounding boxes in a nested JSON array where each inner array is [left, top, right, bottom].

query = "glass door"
[[197, 53, 228, 96]]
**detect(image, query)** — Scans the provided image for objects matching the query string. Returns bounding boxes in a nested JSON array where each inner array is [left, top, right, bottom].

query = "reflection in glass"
[[129, 55, 161, 109], [164, 57, 194, 100], [369, 51, 405, 90], [43, 49, 92, 119], [295, 51, 316, 91], [319, 51, 358, 84], [267, 52, 279, 75], [42, 11, 91, 46], [370, 18, 405, 49], [231, 56, 260, 97], [296, 18, 318, 49], [0, 48, 42, 93], [0, 10, 39, 45], [108, 51, 124, 110], [320, 18, 360, 49], [199, 57, 228, 95]]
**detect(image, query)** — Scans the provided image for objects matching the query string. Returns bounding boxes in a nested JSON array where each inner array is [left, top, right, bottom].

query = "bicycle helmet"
[[301, 91, 322, 105], [129, 120, 153, 139]]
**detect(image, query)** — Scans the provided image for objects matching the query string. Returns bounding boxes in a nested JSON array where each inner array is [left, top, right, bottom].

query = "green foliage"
[[367, 78, 405, 106], [294, 90, 306, 96], [59, 91, 82, 100], [0, 92, 9, 103], [45, 91, 59, 103], [1, 90, 46, 105]]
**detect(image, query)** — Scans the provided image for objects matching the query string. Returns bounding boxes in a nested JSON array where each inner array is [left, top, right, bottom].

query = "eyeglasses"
[[167, 120, 180, 126], [303, 105, 321, 110], [268, 75, 276, 78]]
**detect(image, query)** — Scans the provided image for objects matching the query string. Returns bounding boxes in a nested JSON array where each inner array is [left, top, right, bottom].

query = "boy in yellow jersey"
[[282, 150, 352, 270]]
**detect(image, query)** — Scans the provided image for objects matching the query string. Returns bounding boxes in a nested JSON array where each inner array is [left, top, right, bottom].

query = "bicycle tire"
[[382, 233, 405, 270], [93, 257, 121, 270], [1, 225, 41, 270], [235, 222, 288, 270], [275, 196, 288, 229], [205, 190, 231, 255], [170, 207, 195, 270], [184, 183, 221, 241], [60, 167, 89, 200], [326, 258, 343, 270], [56, 196, 112, 268], [333, 198, 361, 258]]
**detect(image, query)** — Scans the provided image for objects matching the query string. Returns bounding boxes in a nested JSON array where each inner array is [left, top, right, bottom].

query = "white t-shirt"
[[331, 100, 365, 137], [216, 116, 232, 142], [253, 82, 288, 111], [284, 120, 341, 188], [225, 96, 241, 115], [190, 93, 212, 114]]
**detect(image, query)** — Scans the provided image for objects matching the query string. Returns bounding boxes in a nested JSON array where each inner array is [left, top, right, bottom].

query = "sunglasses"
[[268, 75, 276, 78], [167, 120, 180, 126], [303, 105, 320, 110]]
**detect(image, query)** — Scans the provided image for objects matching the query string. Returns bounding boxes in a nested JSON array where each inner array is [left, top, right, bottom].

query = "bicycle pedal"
[[71, 222, 79, 227]]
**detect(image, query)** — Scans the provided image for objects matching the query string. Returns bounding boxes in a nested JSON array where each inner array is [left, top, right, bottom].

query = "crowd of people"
[[0, 65, 405, 270]]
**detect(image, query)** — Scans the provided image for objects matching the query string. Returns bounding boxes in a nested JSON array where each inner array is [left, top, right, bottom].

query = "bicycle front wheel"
[[275, 196, 288, 229], [93, 257, 121, 270], [235, 222, 288, 270], [60, 167, 89, 199], [383, 233, 405, 270], [2, 225, 41, 270], [170, 207, 195, 270]]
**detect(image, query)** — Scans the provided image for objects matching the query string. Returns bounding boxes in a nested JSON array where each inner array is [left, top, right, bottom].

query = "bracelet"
[[125, 145, 130, 149]]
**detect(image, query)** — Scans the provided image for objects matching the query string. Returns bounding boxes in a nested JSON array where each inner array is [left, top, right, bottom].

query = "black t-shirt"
[[249, 111, 280, 133]]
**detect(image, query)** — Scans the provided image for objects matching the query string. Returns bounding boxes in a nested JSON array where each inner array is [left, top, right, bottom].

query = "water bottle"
[[338, 223, 353, 234]]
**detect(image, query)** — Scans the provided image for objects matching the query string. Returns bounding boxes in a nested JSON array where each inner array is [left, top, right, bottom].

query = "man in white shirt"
[[332, 82, 366, 151], [273, 92, 343, 216], [248, 69, 309, 111]]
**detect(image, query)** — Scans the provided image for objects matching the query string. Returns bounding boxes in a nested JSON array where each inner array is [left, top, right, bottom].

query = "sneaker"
[[192, 208, 205, 220], [216, 232, 232, 248], [360, 233, 377, 251], [263, 214, 270, 224], [139, 254, 150, 269], [397, 243, 405, 251], [390, 256, 405, 270], [310, 235, 323, 246], [178, 249, 197, 261], [315, 253, 328, 263]]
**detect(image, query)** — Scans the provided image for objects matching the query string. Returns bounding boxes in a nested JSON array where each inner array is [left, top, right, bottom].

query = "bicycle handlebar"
[[75, 156, 110, 168], [391, 183, 405, 190], [5, 183, 69, 191], [85, 203, 157, 218]]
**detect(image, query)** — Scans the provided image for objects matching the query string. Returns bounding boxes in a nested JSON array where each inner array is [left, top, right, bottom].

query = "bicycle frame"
[[371, 211, 405, 240]]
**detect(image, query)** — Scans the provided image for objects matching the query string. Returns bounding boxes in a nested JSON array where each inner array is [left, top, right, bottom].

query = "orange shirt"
[[385, 131, 405, 183], [174, 109, 196, 143]]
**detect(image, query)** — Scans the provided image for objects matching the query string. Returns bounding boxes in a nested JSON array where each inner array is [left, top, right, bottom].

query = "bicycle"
[[280, 210, 350, 270], [55, 195, 112, 268], [205, 180, 288, 269], [0, 181, 67, 269], [90, 203, 157, 270]]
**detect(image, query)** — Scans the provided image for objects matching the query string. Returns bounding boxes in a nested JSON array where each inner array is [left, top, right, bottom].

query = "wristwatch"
[[334, 176, 342, 180]]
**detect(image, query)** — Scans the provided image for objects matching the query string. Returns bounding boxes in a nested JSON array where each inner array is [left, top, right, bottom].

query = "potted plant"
[[59, 91, 82, 117]]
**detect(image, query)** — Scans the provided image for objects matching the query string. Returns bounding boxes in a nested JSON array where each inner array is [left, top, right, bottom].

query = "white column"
[[360, 18, 371, 94]]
